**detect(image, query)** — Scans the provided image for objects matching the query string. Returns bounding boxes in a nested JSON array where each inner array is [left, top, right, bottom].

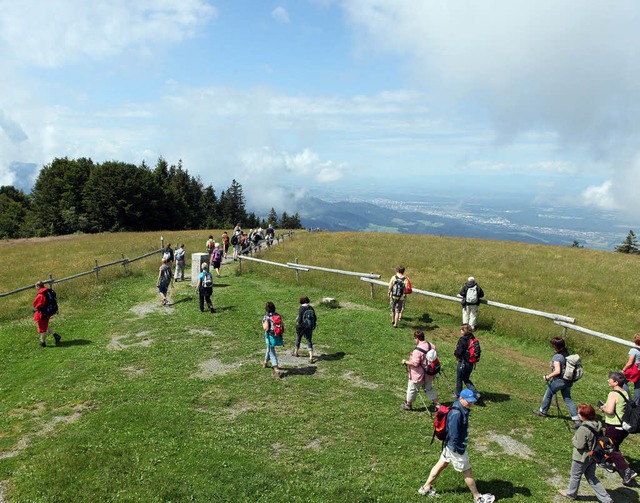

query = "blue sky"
[[1, 0, 640, 216]]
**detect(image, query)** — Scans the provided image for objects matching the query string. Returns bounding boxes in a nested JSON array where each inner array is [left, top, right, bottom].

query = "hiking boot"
[[622, 467, 637, 486], [475, 494, 495, 503], [210, 307, 215, 313], [39, 341, 46, 347], [400, 402, 412, 411], [53, 333, 61, 345], [418, 486, 438, 497], [532, 409, 548, 417]]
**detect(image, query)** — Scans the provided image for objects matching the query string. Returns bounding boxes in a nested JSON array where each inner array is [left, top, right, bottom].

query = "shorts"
[[390, 297, 404, 313], [36, 317, 50, 333], [440, 446, 471, 472], [158, 283, 169, 295]]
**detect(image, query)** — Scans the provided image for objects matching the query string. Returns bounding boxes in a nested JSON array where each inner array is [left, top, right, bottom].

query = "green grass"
[[0, 231, 638, 502]]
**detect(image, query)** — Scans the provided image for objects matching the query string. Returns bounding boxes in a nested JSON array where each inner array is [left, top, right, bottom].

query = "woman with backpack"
[[262, 301, 283, 378], [194, 262, 214, 313], [558, 404, 613, 503], [621, 332, 640, 403], [598, 371, 637, 486], [532, 337, 580, 428], [453, 324, 481, 400], [293, 296, 316, 363]]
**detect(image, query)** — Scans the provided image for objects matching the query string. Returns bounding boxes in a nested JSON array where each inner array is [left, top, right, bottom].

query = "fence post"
[[238, 257, 242, 275], [122, 254, 128, 274], [295, 258, 300, 283], [161, 236, 164, 253], [95, 260, 100, 281], [49, 274, 54, 287], [370, 273, 375, 299]]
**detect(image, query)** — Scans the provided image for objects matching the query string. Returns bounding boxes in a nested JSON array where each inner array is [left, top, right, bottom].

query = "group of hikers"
[[390, 265, 640, 502], [29, 247, 640, 502]]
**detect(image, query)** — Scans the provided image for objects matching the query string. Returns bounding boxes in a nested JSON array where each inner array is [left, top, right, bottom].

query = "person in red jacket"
[[33, 281, 61, 347]]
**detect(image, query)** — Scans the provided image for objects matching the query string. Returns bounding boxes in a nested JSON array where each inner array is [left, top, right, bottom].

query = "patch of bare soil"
[[340, 301, 376, 311], [0, 403, 90, 460], [108, 330, 155, 350], [547, 467, 635, 503], [188, 329, 215, 336], [341, 371, 379, 389], [475, 432, 536, 459], [192, 358, 241, 378], [129, 301, 174, 317], [121, 366, 145, 377]]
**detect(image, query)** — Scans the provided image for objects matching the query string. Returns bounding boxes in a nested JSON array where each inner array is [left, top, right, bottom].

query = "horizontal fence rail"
[[286, 263, 381, 279], [238, 256, 309, 271], [0, 249, 162, 298], [554, 321, 634, 348]]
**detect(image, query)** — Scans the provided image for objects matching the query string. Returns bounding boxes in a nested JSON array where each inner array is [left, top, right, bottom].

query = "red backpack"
[[466, 336, 481, 363], [415, 343, 441, 376], [270, 314, 284, 336], [431, 404, 463, 444]]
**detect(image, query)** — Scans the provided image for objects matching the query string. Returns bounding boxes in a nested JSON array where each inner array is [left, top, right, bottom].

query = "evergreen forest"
[[0, 157, 302, 238]]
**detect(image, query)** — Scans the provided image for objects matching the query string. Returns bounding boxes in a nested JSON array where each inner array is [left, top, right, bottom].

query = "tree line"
[[0, 157, 302, 238]]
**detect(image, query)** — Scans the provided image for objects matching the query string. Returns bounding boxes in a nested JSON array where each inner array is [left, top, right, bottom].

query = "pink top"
[[407, 340, 436, 383]]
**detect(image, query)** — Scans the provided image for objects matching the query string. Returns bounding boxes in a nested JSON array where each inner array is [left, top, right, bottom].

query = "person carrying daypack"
[[388, 266, 408, 328], [262, 301, 284, 378], [206, 235, 215, 254], [558, 403, 614, 503], [211, 243, 224, 278], [453, 324, 481, 401], [401, 330, 440, 411], [293, 296, 317, 363], [419, 389, 495, 503], [194, 262, 214, 313], [598, 371, 638, 485], [156, 258, 172, 306], [174, 243, 186, 281], [32, 281, 61, 347], [162, 243, 174, 264], [459, 276, 484, 331], [533, 337, 581, 428]]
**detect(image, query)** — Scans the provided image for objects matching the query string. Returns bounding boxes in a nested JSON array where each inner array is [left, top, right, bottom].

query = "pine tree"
[[615, 230, 640, 254]]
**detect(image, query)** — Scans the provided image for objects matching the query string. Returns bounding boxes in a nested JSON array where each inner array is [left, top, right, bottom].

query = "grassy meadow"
[[0, 230, 639, 502]]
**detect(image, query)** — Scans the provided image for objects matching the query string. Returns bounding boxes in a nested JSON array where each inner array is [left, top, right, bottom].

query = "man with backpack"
[[459, 276, 484, 331], [293, 296, 317, 363], [401, 330, 440, 411], [32, 281, 61, 347], [174, 243, 186, 281], [453, 324, 482, 401], [195, 262, 214, 313], [418, 389, 495, 503], [388, 266, 409, 328]]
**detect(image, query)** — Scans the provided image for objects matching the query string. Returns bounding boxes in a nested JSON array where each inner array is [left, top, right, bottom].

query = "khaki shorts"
[[390, 297, 404, 313], [440, 446, 471, 472]]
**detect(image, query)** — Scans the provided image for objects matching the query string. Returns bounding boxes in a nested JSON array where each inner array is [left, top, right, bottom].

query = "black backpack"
[[583, 424, 616, 468], [615, 390, 640, 434], [42, 288, 58, 316], [391, 275, 405, 298], [301, 307, 316, 330]]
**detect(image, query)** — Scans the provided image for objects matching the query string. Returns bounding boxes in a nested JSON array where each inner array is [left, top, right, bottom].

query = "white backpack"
[[465, 285, 478, 304]]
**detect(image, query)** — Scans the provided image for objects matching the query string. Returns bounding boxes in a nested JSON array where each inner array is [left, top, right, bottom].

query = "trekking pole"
[[555, 393, 571, 432], [437, 368, 456, 394]]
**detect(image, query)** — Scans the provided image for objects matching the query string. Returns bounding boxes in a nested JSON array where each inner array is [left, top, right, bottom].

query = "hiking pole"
[[437, 368, 456, 395], [554, 393, 571, 432]]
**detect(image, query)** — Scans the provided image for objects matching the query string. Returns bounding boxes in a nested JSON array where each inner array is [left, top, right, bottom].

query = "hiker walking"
[[206, 235, 215, 255], [559, 403, 613, 503], [174, 243, 186, 281], [532, 337, 580, 427], [195, 262, 214, 313], [418, 389, 495, 503], [156, 258, 172, 306], [262, 301, 283, 378], [32, 281, 61, 347], [459, 276, 484, 331], [266, 224, 275, 248], [621, 332, 640, 403], [388, 266, 408, 328], [210, 242, 224, 278], [401, 330, 440, 411], [221, 231, 230, 258], [293, 296, 317, 363], [453, 324, 481, 400], [598, 371, 637, 486], [162, 243, 174, 265]]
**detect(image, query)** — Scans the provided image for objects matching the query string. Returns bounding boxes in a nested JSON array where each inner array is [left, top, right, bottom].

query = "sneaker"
[[418, 486, 439, 497], [210, 307, 215, 313], [39, 341, 46, 348], [400, 402, 412, 411], [558, 490, 575, 500], [475, 393, 482, 400], [532, 409, 548, 417], [475, 494, 495, 503], [622, 467, 637, 486], [53, 333, 61, 345]]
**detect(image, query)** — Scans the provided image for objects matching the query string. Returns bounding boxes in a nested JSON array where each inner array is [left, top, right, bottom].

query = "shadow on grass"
[[56, 339, 92, 347], [479, 479, 532, 500], [283, 366, 318, 377], [213, 283, 231, 289], [316, 352, 346, 362], [472, 392, 510, 407], [169, 297, 193, 305], [610, 486, 639, 502]]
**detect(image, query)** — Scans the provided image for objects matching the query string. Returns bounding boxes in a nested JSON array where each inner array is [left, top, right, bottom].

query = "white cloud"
[[0, 0, 217, 68], [582, 181, 617, 210], [271, 6, 290, 24]]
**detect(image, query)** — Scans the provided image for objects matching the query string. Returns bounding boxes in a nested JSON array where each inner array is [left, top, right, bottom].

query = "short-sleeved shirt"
[[551, 353, 566, 378], [629, 347, 640, 365]]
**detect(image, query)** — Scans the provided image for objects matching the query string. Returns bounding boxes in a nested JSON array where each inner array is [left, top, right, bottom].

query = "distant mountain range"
[[295, 196, 631, 251]]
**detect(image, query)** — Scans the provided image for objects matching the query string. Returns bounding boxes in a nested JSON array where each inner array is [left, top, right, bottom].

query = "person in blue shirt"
[[418, 389, 495, 503]]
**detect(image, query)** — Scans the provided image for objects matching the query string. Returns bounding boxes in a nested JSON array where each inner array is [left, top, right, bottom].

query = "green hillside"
[[0, 231, 637, 502]]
